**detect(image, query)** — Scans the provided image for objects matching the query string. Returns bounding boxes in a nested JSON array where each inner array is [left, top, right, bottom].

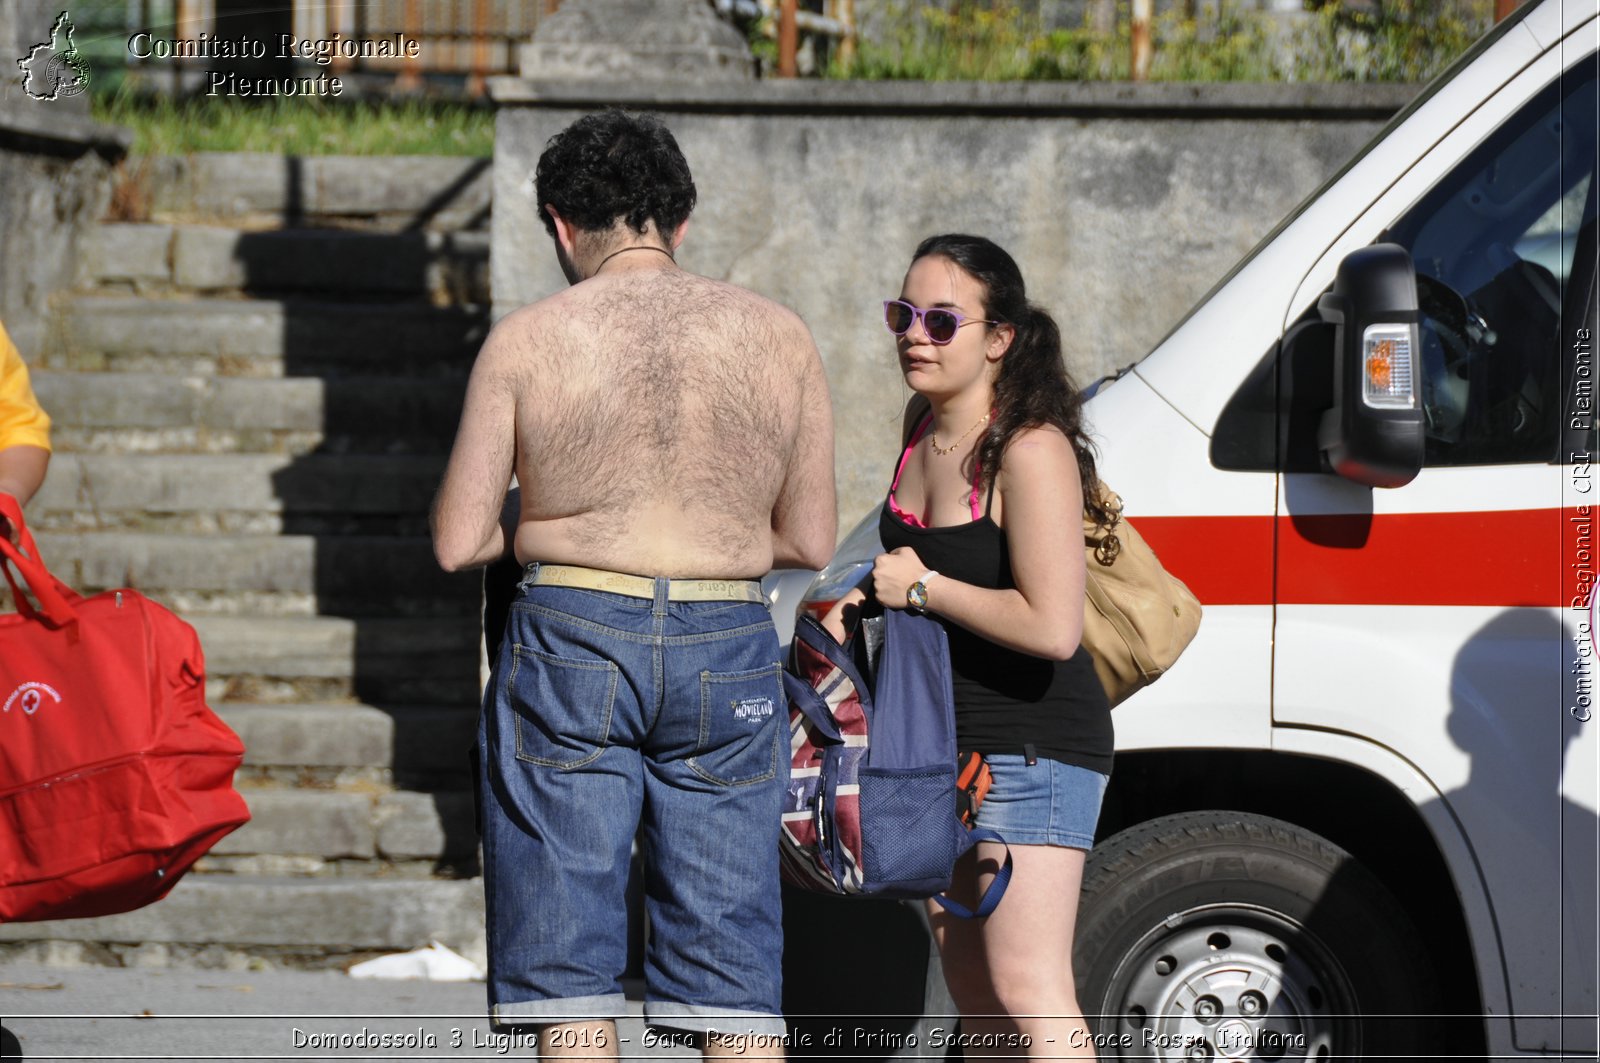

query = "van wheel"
[[1074, 811, 1437, 1060]]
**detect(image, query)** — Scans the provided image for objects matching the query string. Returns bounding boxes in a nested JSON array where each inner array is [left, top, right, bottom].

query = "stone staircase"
[[0, 155, 494, 969]]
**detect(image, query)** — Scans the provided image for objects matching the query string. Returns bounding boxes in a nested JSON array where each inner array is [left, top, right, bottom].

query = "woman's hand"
[[872, 546, 930, 611], [862, 430, 1085, 660], [821, 587, 867, 643]]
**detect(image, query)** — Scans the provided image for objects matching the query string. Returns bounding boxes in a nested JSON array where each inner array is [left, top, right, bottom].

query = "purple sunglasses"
[[883, 299, 997, 345]]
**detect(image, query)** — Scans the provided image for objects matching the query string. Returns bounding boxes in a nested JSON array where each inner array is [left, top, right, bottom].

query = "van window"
[[1385, 57, 1597, 466]]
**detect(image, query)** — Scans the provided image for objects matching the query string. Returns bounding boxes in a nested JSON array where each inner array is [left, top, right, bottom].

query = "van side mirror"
[[1316, 244, 1425, 488]]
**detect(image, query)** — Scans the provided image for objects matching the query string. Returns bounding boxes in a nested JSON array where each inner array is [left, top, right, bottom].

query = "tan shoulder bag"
[[1081, 485, 1203, 707]]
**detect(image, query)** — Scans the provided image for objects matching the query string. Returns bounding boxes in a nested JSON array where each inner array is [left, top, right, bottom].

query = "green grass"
[[824, 0, 1493, 83], [72, 0, 494, 153], [91, 91, 495, 156]]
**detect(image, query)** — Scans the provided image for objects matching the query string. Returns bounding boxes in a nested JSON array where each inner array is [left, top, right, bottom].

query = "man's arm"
[[0, 445, 49, 507], [0, 322, 51, 514], [769, 320, 837, 571], [432, 325, 520, 572]]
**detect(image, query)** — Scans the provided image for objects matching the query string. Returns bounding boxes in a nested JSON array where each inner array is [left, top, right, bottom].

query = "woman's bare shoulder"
[[1003, 424, 1077, 464], [997, 425, 1082, 498]]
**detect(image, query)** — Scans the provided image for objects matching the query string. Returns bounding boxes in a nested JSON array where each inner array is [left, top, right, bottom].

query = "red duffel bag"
[[0, 494, 250, 922]]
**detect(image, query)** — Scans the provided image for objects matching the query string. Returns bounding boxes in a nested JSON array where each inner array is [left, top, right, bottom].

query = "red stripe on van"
[[1276, 508, 1564, 606], [1135, 508, 1576, 607], [1130, 515, 1274, 606]]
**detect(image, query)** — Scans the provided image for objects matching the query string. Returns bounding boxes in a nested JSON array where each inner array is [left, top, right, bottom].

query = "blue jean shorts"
[[478, 577, 787, 1036], [970, 754, 1109, 849]]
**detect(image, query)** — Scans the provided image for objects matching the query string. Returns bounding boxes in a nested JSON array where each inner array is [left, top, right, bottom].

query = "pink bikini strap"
[[890, 414, 934, 496]]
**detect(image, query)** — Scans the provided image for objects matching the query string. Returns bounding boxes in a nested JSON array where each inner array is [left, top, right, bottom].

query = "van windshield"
[[1135, 4, 1539, 364]]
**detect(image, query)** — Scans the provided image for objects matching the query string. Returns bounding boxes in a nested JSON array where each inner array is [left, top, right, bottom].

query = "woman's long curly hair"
[[911, 233, 1116, 533]]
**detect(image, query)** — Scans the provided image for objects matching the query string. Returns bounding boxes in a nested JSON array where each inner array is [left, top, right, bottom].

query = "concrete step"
[[201, 789, 477, 873], [30, 454, 449, 535], [45, 295, 487, 377], [30, 532, 478, 617], [194, 616, 482, 706], [207, 704, 478, 878], [134, 152, 491, 232], [30, 372, 464, 456], [88, 223, 490, 303], [218, 702, 476, 789], [0, 875, 486, 969]]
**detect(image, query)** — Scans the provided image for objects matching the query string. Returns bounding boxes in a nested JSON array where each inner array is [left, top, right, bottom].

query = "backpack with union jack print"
[[780, 607, 1009, 917]]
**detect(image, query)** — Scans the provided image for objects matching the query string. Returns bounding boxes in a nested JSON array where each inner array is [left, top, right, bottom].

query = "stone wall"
[[490, 79, 1413, 524], [0, 121, 126, 357], [0, 0, 128, 358]]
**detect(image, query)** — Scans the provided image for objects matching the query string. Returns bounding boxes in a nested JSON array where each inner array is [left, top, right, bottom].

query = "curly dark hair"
[[534, 110, 697, 239], [910, 233, 1116, 533]]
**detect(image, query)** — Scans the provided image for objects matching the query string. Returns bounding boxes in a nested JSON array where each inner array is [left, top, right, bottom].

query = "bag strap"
[[931, 828, 1013, 919], [0, 491, 46, 565], [0, 494, 80, 629], [783, 670, 844, 745], [1, 558, 36, 620]]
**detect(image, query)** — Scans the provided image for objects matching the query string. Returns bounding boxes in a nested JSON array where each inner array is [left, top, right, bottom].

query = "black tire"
[[1074, 811, 1439, 1061]]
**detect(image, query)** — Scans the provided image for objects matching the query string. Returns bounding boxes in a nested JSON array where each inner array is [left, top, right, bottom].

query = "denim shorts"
[[478, 578, 787, 1037], [970, 754, 1109, 849]]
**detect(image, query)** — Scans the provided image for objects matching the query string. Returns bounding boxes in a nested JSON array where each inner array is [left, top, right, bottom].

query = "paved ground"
[[0, 964, 694, 1062], [0, 958, 949, 1062], [0, 895, 949, 1061]]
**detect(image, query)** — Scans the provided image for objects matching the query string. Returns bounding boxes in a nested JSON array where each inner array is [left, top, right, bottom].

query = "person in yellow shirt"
[[0, 320, 51, 538]]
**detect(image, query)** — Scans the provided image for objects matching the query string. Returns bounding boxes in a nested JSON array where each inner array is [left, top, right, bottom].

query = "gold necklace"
[[929, 412, 989, 456]]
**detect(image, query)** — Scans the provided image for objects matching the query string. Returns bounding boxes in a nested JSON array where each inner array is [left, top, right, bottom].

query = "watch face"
[[907, 581, 929, 610]]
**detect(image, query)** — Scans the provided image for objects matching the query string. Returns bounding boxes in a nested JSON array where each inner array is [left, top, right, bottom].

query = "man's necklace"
[[929, 412, 990, 456], [595, 245, 675, 273]]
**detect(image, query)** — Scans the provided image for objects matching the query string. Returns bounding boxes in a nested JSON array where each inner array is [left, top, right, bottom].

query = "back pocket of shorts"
[[690, 663, 783, 786], [509, 645, 619, 770]]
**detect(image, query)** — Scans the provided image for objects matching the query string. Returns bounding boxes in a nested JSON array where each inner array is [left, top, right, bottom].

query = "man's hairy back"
[[505, 268, 815, 577]]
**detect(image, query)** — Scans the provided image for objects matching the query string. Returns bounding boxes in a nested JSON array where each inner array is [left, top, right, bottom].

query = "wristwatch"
[[906, 570, 938, 612]]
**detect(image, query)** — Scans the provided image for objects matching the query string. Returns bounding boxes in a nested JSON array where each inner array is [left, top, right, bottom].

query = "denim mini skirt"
[[969, 754, 1109, 850]]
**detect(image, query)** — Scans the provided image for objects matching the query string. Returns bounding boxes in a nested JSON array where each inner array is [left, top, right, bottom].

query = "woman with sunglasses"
[[825, 234, 1115, 1059]]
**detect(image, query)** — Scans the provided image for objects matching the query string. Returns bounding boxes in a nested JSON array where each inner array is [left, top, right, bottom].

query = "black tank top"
[[878, 483, 1113, 776]]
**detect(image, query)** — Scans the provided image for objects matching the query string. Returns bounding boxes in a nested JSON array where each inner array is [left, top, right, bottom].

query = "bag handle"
[[932, 829, 1013, 919], [0, 494, 79, 629], [2, 557, 38, 621], [783, 671, 844, 745]]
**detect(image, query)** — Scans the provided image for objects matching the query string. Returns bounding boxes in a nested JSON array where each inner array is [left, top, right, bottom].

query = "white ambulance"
[[794, 1, 1599, 1056]]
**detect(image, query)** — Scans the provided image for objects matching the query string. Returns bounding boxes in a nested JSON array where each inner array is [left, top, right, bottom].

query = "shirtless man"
[[431, 111, 836, 1056]]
